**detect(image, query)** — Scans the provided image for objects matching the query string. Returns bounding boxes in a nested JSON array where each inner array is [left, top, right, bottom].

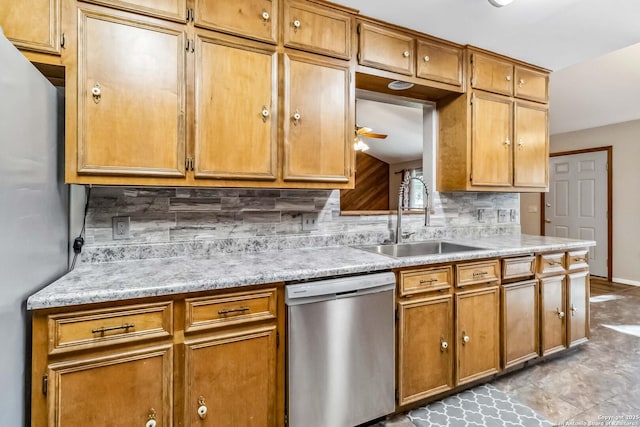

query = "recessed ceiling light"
[[387, 80, 414, 91], [488, 0, 514, 7]]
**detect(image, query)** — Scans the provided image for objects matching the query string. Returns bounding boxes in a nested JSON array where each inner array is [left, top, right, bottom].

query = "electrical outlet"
[[510, 209, 517, 222], [497, 209, 508, 223], [477, 209, 486, 223], [302, 213, 319, 231], [112, 216, 130, 240]]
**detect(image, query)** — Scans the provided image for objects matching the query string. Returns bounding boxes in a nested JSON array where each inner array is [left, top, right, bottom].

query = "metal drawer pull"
[[197, 396, 207, 420], [91, 323, 135, 335], [472, 270, 489, 278], [547, 260, 562, 266], [419, 278, 438, 284], [573, 257, 586, 263], [556, 308, 565, 319], [218, 307, 250, 315]]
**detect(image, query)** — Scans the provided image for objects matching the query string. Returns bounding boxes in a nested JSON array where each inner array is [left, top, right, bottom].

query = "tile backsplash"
[[78, 186, 520, 263]]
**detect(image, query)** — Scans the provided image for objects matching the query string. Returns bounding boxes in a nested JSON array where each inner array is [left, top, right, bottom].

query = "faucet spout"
[[396, 175, 430, 244]]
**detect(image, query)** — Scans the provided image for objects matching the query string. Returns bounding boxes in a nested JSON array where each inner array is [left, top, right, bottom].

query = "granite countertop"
[[27, 234, 595, 310]]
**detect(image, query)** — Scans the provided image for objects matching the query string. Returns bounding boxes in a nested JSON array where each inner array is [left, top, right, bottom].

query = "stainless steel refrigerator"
[[0, 29, 69, 426]]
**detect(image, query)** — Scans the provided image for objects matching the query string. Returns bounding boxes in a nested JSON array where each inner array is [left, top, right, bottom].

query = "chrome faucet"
[[396, 175, 430, 244]]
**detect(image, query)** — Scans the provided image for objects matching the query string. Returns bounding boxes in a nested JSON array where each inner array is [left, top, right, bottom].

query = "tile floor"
[[377, 279, 640, 427]]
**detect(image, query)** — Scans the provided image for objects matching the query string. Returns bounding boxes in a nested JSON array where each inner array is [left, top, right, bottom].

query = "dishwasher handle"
[[286, 272, 395, 306]]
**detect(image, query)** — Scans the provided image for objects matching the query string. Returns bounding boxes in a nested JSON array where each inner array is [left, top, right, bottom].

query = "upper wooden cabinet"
[[80, 0, 187, 22], [194, 33, 278, 181], [194, 0, 278, 44], [283, 52, 353, 183], [514, 101, 548, 188], [357, 20, 463, 90], [284, 1, 352, 59], [358, 22, 414, 76], [0, 0, 61, 55], [470, 52, 514, 96], [437, 48, 549, 192], [74, 7, 187, 178], [514, 66, 549, 103], [416, 39, 463, 87]]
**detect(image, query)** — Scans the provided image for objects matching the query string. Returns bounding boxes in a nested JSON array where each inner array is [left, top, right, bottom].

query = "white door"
[[545, 151, 608, 277]]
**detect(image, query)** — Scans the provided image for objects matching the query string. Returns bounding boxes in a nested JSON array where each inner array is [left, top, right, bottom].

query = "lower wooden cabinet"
[[32, 286, 284, 427], [184, 325, 278, 426], [567, 270, 590, 347], [397, 294, 454, 405], [539, 275, 567, 356], [455, 286, 501, 385], [47, 346, 173, 426], [501, 280, 539, 368]]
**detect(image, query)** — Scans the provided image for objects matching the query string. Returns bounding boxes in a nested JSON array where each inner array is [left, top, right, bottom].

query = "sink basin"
[[357, 241, 484, 258]]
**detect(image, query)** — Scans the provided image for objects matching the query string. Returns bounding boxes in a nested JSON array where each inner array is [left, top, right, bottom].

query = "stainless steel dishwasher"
[[286, 272, 395, 427]]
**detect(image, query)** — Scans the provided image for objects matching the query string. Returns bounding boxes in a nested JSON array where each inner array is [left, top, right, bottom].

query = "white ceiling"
[[338, 0, 640, 135]]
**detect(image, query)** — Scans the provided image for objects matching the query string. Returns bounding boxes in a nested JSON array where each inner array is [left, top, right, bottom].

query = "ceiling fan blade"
[[356, 126, 373, 135], [362, 132, 388, 139]]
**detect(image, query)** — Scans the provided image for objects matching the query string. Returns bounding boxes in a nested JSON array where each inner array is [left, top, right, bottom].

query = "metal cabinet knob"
[[293, 19, 301, 30], [544, 219, 552, 224], [570, 304, 577, 315], [423, 55, 430, 62], [506, 75, 512, 81], [197, 396, 207, 420], [556, 308, 565, 319], [261, 106, 270, 122], [403, 50, 410, 58], [441, 340, 448, 350], [262, 11, 270, 21], [91, 83, 102, 103], [292, 110, 301, 125], [146, 408, 157, 427], [504, 137, 511, 146], [462, 334, 470, 344], [519, 78, 525, 87]]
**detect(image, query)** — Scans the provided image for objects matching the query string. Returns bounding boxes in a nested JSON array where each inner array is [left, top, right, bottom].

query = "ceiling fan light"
[[353, 139, 370, 152], [488, 0, 514, 7]]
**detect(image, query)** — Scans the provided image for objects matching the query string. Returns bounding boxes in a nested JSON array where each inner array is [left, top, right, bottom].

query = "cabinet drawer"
[[502, 255, 535, 281], [471, 52, 513, 96], [416, 40, 462, 87], [185, 288, 277, 333], [537, 253, 565, 275], [358, 22, 414, 76], [456, 260, 500, 288], [399, 266, 453, 296], [567, 249, 589, 271], [514, 66, 548, 103], [48, 302, 173, 354], [284, 1, 352, 59]]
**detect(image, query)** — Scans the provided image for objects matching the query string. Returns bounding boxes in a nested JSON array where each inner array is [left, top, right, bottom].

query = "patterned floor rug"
[[406, 384, 553, 427]]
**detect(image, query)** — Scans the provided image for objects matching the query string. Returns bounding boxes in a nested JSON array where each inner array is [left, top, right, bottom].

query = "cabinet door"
[[397, 294, 453, 405], [80, 0, 187, 21], [540, 275, 567, 356], [194, 34, 277, 180], [0, 0, 60, 54], [284, 1, 352, 60], [357, 22, 414, 76], [416, 40, 462, 87], [502, 280, 539, 368], [194, 0, 277, 44], [514, 102, 548, 188], [76, 9, 187, 177], [283, 52, 352, 183], [471, 52, 513, 96], [184, 326, 277, 427], [514, 66, 548, 103], [455, 286, 500, 385], [471, 92, 513, 187], [47, 346, 173, 426], [567, 270, 590, 347]]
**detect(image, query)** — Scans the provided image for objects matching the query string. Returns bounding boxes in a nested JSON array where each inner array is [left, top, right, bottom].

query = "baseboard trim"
[[612, 277, 640, 287]]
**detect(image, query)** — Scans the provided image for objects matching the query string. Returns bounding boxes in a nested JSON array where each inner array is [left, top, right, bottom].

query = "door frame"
[[540, 146, 612, 281]]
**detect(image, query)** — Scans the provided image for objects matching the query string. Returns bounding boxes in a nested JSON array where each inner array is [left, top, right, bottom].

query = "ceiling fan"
[[354, 126, 388, 152]]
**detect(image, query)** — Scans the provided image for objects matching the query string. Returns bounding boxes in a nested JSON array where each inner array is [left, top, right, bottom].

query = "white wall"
[[521, 119, 640, 285]]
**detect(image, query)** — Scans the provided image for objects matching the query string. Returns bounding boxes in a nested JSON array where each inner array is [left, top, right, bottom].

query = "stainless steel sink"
[[357, 241, 484, 258]]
